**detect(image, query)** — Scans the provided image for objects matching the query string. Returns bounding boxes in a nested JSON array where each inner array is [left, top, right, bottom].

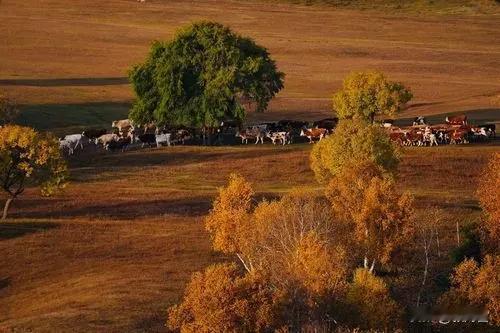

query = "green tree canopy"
[[333, 70, 412, 123], [129, 21, 285, 128]]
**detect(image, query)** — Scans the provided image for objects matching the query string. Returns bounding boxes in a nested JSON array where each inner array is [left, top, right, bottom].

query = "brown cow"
[[450, 130, 469, 144], [300, 128, 327, 143]]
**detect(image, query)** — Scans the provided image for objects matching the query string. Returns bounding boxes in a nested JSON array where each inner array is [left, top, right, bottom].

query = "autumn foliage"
[[0, 125, 67, 219], [310, 119, 399, 183]]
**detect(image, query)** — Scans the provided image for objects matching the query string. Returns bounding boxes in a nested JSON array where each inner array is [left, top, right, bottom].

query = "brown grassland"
[[0, 0, 499, 332]]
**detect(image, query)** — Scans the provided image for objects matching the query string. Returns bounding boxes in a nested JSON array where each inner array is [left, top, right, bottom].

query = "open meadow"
[[0, 0, 499, 332]]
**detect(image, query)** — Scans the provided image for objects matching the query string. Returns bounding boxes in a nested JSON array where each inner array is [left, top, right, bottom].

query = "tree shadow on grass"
[[0, 222, 59, 240]]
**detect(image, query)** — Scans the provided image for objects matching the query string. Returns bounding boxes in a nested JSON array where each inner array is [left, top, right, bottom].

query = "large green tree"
[[333, 70, 412, 123], [129, 21, 284, 129]]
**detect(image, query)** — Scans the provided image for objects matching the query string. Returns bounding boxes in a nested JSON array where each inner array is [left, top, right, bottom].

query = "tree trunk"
[[2, 198, 13, 220]]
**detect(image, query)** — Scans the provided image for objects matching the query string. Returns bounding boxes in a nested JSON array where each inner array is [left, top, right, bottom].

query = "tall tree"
[[0, 125, 67, 219], [333, 70, 412, 123], [129, 21, 284, 130]]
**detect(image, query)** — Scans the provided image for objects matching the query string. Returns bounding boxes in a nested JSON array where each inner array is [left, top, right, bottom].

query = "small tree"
[[0, 125, 67, 219], [333, 70, 412, 123], [129, 21, 284, 133], [310, 119, 399, 183], [0, 94, 19, 126], [346, 268, 402, 330]]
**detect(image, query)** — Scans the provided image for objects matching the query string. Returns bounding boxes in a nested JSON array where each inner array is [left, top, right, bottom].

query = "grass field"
[[0, 0, 499, 332]]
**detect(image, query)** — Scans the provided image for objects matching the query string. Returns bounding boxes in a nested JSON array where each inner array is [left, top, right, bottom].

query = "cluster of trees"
[[167, 76, 418, 330]]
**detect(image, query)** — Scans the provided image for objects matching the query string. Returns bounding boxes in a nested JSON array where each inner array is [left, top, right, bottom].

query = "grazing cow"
[[82, 128, 107, 141], [300, 128, 327, 143], [266, 131, 289, 145], [313, 118, 338, 131], [446, 115, 467, 126], [404, 131, 424, 146], [450, 130, 469, 144], [59, 134, 87, 154], [95, 133, 120, 149], [112, 119, 134, 134], [236, 127, 266, 144], [137, 133, 156, 148], [389, 131, 406, 146], [155, 133, 172, 147], [107, 136, 131, 152]]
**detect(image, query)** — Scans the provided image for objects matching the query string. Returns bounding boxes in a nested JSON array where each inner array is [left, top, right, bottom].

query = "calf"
[[300, 128, 327, 143]]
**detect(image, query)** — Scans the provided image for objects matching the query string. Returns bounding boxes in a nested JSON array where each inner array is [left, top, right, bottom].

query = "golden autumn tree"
[[346, 268, 402, 330], [310, 119, 399, 183], [167, 263, 278, 333], [0, 125, 67, 219], [326, 161, 414, 271], [441, 255, 500, 325], [333, 70, 412, 123], [476, 152, 500, 251], [204, 173, 255, 271]]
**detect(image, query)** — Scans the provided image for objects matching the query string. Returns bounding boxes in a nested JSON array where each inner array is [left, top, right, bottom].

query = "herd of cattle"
[[58, 115, 495, 155], [385, 115, 496, 146]]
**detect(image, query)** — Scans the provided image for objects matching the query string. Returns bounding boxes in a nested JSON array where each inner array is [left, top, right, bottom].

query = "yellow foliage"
[[332, 70, 412, 123], [477, 152, 500, 250], [327, 161, 414, 266], [204, 173, 254, 254], [444, 256, 500, 325], [310, 119, 399, 183], [346, 268, 402, 330], [0, 125, 67, 201], [167, 263, 277, 333]]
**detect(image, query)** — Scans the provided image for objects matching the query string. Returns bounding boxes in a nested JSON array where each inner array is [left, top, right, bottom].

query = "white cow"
[[155, 133, 172, 147], [59, 134, 87, 155], [266, 131, 289, 145]]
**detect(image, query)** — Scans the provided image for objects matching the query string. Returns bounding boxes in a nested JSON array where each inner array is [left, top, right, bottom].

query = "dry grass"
[[0, 0, 499, 331]]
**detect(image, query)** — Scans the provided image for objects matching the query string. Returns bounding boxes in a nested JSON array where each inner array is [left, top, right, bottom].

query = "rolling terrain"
[[0, 0, 499, 332]]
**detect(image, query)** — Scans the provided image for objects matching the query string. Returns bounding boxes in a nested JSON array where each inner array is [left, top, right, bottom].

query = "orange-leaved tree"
[[440, 255, 499, 325], [0, 125, 67, 219], [167, 263, 278, 332], [204, 173, 255, 271], [326, 161, 414, 271]]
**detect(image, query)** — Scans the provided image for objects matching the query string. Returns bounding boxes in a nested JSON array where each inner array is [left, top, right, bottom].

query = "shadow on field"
[[11, 196, 212, 220], [69, 147, 298, 179], [0, 222, 59, 240], [0, 77, 128, 87], [0, 277, 10, 290]]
